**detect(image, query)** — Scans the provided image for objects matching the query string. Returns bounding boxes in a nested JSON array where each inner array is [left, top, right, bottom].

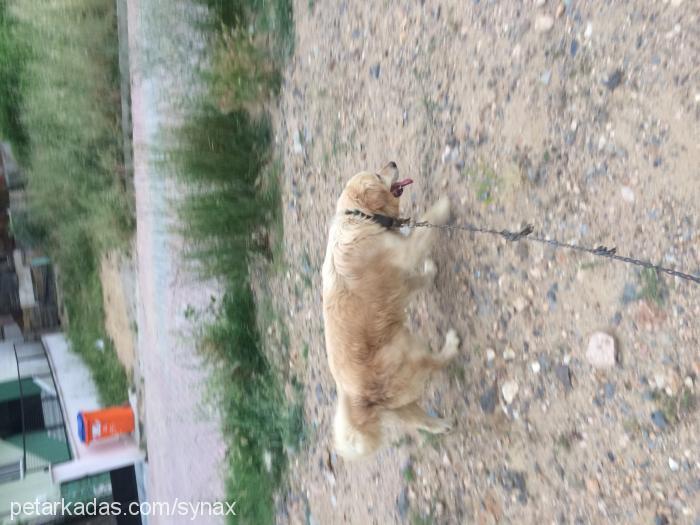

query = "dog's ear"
[[359, 181, 388, 213], [361, 184, 389, 212]]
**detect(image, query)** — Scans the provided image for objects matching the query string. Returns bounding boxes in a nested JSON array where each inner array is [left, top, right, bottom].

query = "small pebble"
[[540, 69, 552, 85], [535, 15, 554, 32], [668, 457, 679, 472], [620, 186, 635, 202], [570, 38, 579, 57], [369, 63, 381, 79], [555, 364, 573, 391], [486, 348, 496, 362], [480, 384, 498, 413], [584, 22, 593, 39], [651, 410, 668, 430], [502, 380, 519, 404], [586, 332, 616, 368], [604, 382, 616, 399], [531, 361, 541, 374], [604, 69, 623, 91], [503, 348, 516, 361]]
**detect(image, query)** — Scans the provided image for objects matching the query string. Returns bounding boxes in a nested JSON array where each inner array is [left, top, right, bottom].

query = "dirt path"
[[127, 1, 225, 521], [270, 1, 700, 524]]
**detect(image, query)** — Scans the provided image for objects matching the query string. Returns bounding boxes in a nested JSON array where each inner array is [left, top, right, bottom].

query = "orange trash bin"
[[77, 406, 135, 445]]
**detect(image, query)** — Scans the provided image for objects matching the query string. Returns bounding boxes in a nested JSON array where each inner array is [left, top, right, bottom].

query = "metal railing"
[[12, 340, 72, 476]]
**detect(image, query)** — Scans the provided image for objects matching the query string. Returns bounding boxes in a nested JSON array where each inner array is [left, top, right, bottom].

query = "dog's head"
[[336, 162, 413, 218]]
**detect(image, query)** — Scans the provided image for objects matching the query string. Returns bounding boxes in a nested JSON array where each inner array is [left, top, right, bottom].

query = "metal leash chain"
[[401, 220, 700, 285]]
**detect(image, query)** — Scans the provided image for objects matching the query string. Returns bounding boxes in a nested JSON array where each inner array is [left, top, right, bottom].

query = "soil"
[[267, 1, 700, 524], [100, 249, 138, 377]]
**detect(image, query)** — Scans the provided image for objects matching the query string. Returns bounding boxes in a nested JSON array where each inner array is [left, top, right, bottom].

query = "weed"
[[401, 459, 415, 483], [555, 429, 582, 452], [638, 267, 666, 306], [410, 511, 435, 525], [417, 429, 442, 450], [464, 163, 499, 204], [652, 387, 697, 426], [164, 1, 299, 522]]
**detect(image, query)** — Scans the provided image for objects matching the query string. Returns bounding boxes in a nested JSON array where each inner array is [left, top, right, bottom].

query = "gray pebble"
[[603, 69, 623, 91], [396, 487, 409, 520], [547, 283, 558, 309], [604, 382, 616, 399], [651, 410, 667, 430], [621, 283, 637, 304], [570, 38, 579, 57], [555, 364, 572, 392], [499, 468, 528, 504], [480, 384, 498, 414], [370, 63, 380, 79]]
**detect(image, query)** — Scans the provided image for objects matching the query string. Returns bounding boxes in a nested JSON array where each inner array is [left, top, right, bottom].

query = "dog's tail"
[[333, 391, 382, 460]]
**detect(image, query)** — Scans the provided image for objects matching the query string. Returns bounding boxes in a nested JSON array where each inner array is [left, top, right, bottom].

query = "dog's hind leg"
[[382, 329, 461, 408]]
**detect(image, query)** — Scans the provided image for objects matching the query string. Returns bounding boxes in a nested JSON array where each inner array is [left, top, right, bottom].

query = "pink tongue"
[[390, 178, 413, 196]]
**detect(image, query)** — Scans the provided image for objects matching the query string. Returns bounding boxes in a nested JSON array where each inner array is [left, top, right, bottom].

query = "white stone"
[[502, 380, 519, 404], [620, 186, 635, 203], [584, 22, 593, 39], [486, 348, 496, 362], [668, 457, 680, 472], [513, 296, 528, 312], [441, 146, 452, 164], [535, 15, 554, 33], [654, 373, 666, 390], [531, 361, 541, 374], [503, 348, 516, 361], [586, 332, 616, 368]]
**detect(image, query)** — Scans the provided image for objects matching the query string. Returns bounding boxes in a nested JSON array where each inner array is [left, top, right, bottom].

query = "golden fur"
[[322, 163, 460, 459]]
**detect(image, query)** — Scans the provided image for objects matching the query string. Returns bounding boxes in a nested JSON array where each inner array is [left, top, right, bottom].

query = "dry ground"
[[267, 1, 700, 523]]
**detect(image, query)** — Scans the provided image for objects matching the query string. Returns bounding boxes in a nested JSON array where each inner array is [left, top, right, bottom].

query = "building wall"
[[0, 342, 16, 384]]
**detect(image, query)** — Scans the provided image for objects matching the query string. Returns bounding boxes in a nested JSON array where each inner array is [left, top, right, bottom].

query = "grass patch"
[[464, 162, 499, 204], [204, 284, 303, 525], [163, 1, 299, 522], [652, 387, 697, 426], [638, 267, 667, 306], [2, 0, 132, 405], [401, 459, 415, 483], [0, 1, 29, 159]]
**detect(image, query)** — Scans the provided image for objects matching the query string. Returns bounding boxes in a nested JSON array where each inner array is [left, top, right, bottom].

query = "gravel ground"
[[267, 1, 700, 523]]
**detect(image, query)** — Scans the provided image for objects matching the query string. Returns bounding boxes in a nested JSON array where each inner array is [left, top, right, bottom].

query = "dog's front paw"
[[425, 417, 454, 434], [425, 196, 451, 226]]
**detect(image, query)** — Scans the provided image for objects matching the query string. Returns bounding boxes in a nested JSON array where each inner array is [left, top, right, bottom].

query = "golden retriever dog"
[[322, 161, 460, 459]]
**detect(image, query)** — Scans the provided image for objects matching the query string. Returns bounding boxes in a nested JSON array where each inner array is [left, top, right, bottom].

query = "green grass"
[[1, 0, 131, 405], [164, 1, 299, 523], [204, 284, 303, 525], [639, 267, 667, 306], [0, 1, 29, 159], [463, 162, 499, 204]]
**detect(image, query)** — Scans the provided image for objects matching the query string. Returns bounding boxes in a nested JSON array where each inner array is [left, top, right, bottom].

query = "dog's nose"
[[388, 161, 397, 169]]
